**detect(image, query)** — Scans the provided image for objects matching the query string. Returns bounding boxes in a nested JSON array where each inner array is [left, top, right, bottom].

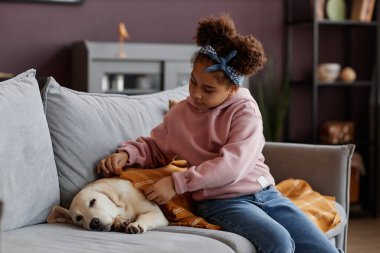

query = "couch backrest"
[[0, 70, 60, 231], [42, 78, 189, 208]]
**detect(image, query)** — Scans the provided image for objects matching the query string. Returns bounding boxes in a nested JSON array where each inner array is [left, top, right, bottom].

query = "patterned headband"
[[198, 45, 244, 86]]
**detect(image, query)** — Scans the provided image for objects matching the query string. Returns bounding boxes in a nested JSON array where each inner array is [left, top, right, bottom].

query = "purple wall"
[[0, 0, 285, 87]]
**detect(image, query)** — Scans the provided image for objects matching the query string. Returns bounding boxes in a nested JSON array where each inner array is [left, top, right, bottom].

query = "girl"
[[97, 14, 341, 253]]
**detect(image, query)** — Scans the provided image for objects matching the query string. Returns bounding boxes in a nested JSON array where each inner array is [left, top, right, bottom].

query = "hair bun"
[[194, 13, 267, 77], [233, 35, 267, 75], [195, 14, 237, 47]]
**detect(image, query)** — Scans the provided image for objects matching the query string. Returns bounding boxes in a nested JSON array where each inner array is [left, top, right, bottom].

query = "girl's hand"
[[96, 152, 129, 177], [144, 176, 176, 205]]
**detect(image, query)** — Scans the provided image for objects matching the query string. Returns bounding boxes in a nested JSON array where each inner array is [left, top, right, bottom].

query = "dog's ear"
[[96, 186, 125, 208], [169, 99, 179, 109], [47, 205, 73, 224]]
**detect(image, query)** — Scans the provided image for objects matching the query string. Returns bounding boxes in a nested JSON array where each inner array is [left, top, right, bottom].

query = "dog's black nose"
[[89, 218, 100, 230]]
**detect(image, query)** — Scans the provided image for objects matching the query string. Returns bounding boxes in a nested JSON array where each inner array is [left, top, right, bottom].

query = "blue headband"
[[198, 45, 244, 86]]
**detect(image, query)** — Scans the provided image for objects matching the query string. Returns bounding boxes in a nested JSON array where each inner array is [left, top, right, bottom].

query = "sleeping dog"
[[47, 178, 168, 234]]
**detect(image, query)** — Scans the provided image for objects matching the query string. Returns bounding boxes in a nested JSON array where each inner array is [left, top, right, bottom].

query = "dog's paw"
[[113, 216, 131, 232], [127, 222, 146, 234]]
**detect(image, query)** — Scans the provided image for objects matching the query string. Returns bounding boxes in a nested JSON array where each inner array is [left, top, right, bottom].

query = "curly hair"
[[194, 14, 267, 82]]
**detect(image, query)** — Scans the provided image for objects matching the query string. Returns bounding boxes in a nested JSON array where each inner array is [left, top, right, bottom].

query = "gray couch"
[[0, 69, 354, 253]]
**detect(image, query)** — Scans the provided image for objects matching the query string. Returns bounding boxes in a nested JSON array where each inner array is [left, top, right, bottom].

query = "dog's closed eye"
[[76, 215, 83, 222], [89, 199, 96, 207]]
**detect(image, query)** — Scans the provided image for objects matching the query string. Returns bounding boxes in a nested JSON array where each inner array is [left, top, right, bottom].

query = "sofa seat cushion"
[[0, 69, 59, 231], [2, 224, 256, 253], [41, 78, 189, 208]]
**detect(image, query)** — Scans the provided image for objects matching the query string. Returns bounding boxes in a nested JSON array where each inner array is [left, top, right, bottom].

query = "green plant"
[[253, 59, 290, 142]]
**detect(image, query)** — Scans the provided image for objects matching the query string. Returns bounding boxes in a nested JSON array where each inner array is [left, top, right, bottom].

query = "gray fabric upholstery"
[[41, 78, 189, 208], [0, 72, 352, 253], [2, 223, 255, 253], [263, 142, 354, 252], [0, 69, 59, 231], [325, 202, 347, 239]]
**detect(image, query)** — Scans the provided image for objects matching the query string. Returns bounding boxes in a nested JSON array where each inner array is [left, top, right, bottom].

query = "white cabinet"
[[72, 41, 197, 95]]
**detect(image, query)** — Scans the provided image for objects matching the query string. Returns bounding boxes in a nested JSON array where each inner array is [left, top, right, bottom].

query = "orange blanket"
[[120, 160, 221, 230], [120, 161, 340, 233], [276, 179, 341, 233]]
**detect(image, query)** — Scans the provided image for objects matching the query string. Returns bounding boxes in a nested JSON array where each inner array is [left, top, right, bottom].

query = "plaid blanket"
[[276, 179, 341, 233], [120, 160, 221, 230], [120, 161, 340, 232]]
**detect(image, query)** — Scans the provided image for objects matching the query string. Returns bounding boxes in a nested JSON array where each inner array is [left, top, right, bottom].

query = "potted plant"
[[251, 59, 289, 142]]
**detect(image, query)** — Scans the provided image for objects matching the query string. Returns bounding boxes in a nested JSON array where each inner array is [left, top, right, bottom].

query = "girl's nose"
[[193, 90, 202, 99]]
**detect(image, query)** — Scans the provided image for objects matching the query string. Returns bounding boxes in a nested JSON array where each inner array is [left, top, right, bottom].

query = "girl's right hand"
[[96, 152, 129, 177]]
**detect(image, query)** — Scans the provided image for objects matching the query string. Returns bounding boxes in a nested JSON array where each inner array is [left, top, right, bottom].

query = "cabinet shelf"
[[317, 20, 378, 26], [287, 19, 378, 27], [317, 80, 373, 87], [290, 80, 373, 87]]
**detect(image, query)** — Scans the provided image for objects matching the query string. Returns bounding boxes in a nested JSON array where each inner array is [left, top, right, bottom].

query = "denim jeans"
[[197, 186, 342, 253]]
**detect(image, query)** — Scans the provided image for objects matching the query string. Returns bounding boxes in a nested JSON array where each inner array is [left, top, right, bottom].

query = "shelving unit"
[[286, 0, 379, 216]]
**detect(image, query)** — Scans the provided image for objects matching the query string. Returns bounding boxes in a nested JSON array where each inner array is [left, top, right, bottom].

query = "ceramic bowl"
[[317, 63, 341, 83]]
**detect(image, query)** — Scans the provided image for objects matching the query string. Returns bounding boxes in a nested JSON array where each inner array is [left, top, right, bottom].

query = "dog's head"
[[47, 184, 126, 231]]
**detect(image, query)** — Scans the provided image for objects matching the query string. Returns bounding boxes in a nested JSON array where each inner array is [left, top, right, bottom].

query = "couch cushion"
[[0, 69, 60, 231], [2, 223, 256, 253], [41, 78, 189, 208]]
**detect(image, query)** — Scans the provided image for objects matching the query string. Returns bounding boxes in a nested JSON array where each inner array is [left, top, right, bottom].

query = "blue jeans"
[[197, 186, 342, 253]]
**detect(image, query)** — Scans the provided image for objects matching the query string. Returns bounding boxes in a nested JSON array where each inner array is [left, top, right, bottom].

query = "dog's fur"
[[47, 178, 168, 234]]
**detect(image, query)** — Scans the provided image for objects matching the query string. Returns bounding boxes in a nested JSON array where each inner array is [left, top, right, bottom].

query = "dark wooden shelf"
[[318, 20, 378, 27], [286, 0, 379, 217], [317, 80, 373, 87], [287, 19, 378, 27], [290, 80, 373, 87]]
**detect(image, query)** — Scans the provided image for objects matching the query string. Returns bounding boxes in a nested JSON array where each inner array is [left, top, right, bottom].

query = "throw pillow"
[[0, 69, 60, 231], [41, 78, 189, 208]]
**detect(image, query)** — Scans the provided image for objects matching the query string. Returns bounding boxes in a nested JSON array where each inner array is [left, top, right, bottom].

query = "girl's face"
[[189, 60, 238, 111]]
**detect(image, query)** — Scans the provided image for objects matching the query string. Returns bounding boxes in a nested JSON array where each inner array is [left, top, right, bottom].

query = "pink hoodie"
[[118, 87, 275, 201]]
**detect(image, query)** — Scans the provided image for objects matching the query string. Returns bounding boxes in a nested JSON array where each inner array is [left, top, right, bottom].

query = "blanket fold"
[[120, 160, 340, 233]]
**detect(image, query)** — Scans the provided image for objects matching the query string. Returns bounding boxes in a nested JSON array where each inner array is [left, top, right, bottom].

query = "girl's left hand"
[[144, 176, 176, 205]]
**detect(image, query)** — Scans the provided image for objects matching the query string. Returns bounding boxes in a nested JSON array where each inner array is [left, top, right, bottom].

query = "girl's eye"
[[204, 89, 214, 93]]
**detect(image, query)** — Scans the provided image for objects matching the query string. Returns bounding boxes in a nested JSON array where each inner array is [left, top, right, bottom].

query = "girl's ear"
[[229, 85, 239, 96]]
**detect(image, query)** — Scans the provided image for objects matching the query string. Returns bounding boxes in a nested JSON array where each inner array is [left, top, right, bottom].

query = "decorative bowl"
[[317, 63, 341, 83]]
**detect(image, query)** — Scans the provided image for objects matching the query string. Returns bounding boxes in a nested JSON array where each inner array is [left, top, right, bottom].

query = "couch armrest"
[[263, 142, 354, 207], [263, 142, 354, 252]]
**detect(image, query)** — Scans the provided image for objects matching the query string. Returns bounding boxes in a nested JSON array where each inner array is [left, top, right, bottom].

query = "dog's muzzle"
[[89, 218, 102, 231]]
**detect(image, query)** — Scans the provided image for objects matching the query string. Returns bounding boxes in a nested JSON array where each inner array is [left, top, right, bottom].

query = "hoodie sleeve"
[[117, 121, 173, 168], [172, 102, 265, 194]]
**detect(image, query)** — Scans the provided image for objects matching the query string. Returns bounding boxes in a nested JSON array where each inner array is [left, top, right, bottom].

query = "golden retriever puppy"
[[47, 178, 168, 234]]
